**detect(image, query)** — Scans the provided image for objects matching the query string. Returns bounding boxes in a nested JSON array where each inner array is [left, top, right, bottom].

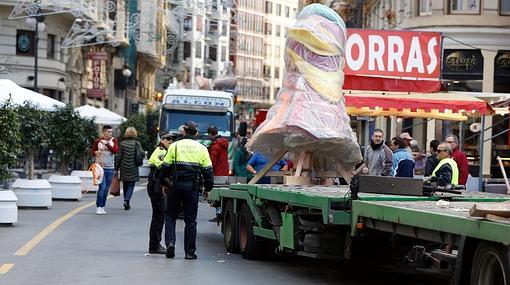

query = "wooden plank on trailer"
[[469, 202, 510, 218]]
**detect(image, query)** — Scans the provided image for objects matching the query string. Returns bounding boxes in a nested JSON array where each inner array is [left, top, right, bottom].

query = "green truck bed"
[[209, 184, 510, 245]]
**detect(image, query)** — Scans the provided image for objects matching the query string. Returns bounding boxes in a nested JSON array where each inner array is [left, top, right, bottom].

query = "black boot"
[[124, 200, 130, 210]]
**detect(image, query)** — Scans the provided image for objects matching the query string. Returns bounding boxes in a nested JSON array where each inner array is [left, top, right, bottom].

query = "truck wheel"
[[238, 203, 259, 259], [470, 242, 509, 285], [223, 199, 238, 253]]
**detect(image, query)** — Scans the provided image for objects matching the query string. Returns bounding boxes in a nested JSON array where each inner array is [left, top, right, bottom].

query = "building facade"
[[162, 0, 231, 90]]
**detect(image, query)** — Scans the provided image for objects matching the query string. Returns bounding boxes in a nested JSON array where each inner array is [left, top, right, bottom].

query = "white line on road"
[[0, 263, 14, 274]]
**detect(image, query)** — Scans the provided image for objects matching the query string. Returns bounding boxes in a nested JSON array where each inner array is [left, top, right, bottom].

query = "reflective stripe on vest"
[[432, 158, 459, 185], [162, 139, 212, 169]]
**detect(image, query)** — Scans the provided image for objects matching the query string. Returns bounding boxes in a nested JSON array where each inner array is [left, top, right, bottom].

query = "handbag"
[[135, 141, 144, 166], [109, 172, 120, 196]]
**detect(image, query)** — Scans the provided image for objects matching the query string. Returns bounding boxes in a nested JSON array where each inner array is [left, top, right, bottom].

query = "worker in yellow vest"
[[431, 142, 459, 186], [147, 131, 177, 254]]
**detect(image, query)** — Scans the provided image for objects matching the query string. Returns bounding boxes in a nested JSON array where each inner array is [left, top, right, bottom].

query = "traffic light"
[[154, 92, 163, 101]]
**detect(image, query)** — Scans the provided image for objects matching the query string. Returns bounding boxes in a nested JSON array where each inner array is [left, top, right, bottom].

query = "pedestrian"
[[445, 134, 468, 186], [146, 131, 176, 254], [234, 137, 250, 178], [159, 121, 214, 260], [246, 151, 287, 184], [424, 140, 440, 177], [115, 127, 145, 211], [399, 132, 414, 154], [92, 125, 119, 215], [207, 125, 229, 223], [430, 142, 459, 186], [390, 137, 415, 178], [353, 128, 392, 176], [207, 125, 229, 176]]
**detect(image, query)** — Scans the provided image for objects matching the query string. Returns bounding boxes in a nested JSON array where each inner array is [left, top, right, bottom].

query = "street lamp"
[[122, 66, 132, 77], [25, 11, 45, 93]]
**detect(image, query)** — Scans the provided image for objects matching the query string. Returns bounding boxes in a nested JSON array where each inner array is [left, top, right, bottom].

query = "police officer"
[[431, 142, 459, 186], [147, 131, 176, 254], [159, 121, 214, 260]]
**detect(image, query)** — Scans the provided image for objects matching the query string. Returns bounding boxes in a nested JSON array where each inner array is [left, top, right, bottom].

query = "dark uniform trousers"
[[147, 168, 165, 250], [165, 179, 199, 254]]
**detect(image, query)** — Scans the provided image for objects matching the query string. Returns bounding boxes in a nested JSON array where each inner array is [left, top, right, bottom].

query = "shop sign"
[[345, 29, 442, 80], [495, 51, 510, 78], [87, 52, 107, 98], [442, 49, 483, 80]]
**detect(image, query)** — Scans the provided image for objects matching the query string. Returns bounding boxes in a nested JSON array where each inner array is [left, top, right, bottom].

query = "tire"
[[238, 203, 260, 259], [470, 242, 509, 285], [223, 199, 239, 253]]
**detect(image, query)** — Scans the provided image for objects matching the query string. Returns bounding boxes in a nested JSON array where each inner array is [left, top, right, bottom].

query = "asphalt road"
[[0, 182, 450, 285]]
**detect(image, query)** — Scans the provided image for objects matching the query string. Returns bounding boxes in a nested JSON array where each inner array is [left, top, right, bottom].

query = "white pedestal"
[[12, 179, 52, 208], [71, 170, 99, 193], [48, 175, 82, 200], [0, 190, 18, 224], [139, 159, 150, 178]]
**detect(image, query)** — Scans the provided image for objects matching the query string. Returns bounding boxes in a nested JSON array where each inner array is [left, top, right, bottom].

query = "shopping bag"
[[88, 162, 104, 186], [109, 174, 120, 196]]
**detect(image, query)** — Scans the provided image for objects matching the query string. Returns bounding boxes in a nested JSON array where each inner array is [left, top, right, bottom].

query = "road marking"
[[0, 263, 14, 274], [14, 185, 146, 256]]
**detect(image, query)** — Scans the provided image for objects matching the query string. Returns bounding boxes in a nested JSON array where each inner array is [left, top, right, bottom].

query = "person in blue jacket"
[[390, 137, 415, 178], [246, 151, 287, 184]]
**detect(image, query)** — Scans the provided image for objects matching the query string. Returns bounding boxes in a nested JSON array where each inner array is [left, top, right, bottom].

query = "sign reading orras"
[[345, 29, 442, 80], [87, 51, 107, 99]]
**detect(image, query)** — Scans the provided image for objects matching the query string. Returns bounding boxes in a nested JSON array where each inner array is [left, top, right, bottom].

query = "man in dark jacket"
[[425, 140, 440, 177], [207, 125, 229, 176], [159, 121, 214, 260], [431, 142, 459, 186]]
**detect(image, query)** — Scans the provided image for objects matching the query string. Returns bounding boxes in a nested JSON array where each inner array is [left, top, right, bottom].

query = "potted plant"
[[0, 100, 21, 223], [47, 105, 97, 200], [11, 103, 52, 208]]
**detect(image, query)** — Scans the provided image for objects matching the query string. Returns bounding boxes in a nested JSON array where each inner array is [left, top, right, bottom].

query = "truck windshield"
[[160, 109, 233, 137]]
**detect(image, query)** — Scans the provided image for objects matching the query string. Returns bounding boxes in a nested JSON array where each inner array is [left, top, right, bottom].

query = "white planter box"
[[71, 170, 99, 193], [139, 159, 150, 178], [12, 179, 52, 208], [48, 175, 82, 200], [0, 190, 18, 224]]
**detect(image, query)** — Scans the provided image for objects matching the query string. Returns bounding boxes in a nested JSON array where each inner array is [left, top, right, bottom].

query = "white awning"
[[76, 105, 126, 125], [0, 79, 65, 111]]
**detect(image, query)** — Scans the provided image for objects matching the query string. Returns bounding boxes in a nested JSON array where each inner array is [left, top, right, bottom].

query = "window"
[[276, 4, 281, 16], [276, 25, 281, 37], [263, 65, 270, 77], [183, 41, 191, 58], [195, 68, 201, 76], [285, 6, 290, 17], [221, 21, 227, 36], [265, 1, 272, 14], [221, 46, 226, 61], [209, 46, 217, 61], [450, 0, 480, 14], [184, 16, 192, 31], [47, 34, 56, 59], [274, 67, 279, 79], [264, 22, 272, 35], [501, 0, 510, 15], [195, 41, 202, 58], [60, 38, 66, 63], [16, 30, 35, 56], [419, 0, 432, 15]]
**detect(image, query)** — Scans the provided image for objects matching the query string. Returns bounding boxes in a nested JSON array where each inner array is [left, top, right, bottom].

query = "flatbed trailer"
[[208, 183, 510, 284]]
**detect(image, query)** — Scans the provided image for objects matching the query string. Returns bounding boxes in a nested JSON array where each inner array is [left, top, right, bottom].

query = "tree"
[[17, 103, 50, 180], [120, 109, 158, 156], [48, 105, 98, 175], [0, 100, 22, 183]]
